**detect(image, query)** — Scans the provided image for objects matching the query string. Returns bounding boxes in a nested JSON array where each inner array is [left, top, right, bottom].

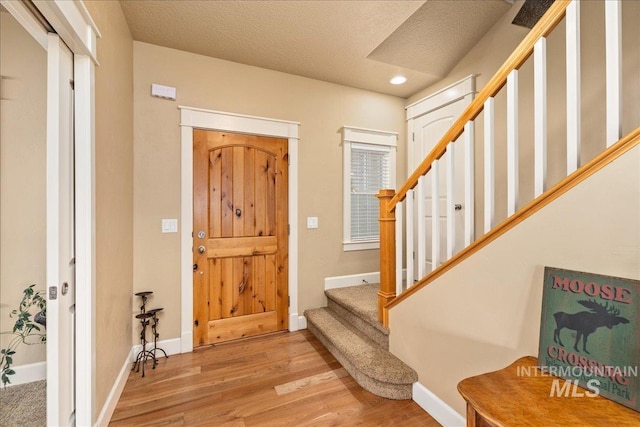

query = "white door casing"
[[406, 76, 475, 275], [46, 33, 75, 427], [180, 107, 300, 354]]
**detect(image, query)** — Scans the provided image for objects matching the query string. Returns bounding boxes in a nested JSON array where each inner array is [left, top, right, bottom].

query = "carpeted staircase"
[[304, 284, 417, 400]]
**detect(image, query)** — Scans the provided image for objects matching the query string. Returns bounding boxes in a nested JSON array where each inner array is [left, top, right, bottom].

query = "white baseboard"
[[324, 271, 380, 290], [95, 354, 130, 427], [288, 314, 307, 331], [131, 337, 182, 362], [3, 361, 46, 386], [96, 338, 184, 426], [297, 315, 307, 330], [412, 382, 465, 427]]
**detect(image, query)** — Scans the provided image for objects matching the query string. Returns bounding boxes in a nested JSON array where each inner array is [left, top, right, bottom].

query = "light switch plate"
[[162, 218, 178, 233], [307, 217, 319, 229]]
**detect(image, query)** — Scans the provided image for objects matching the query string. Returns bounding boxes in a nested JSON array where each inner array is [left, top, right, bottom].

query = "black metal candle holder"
[[132, 291, 168, 377]]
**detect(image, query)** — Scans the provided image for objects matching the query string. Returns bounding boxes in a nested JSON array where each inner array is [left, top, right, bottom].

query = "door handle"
[[198, 245, 206, 254], [454, 204, 462, 211]]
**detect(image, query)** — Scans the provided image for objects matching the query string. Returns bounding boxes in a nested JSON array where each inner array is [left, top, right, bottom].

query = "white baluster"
[[605, 0, 622, 147], [464, 121, 475, 247], [484, 97, 495, 233], [534, 37, 548, 198], [566, 0, 581, 174], [417, 176, 426, 278], [395, 201, 403, 296], [406, 189, 414, 288], [446, 144, 455, 259], [432, 160, 440, 271], [507, 69, 519, 216]]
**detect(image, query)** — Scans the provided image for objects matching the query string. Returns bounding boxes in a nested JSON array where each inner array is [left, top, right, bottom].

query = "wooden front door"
[[193, 130, 288, 346]]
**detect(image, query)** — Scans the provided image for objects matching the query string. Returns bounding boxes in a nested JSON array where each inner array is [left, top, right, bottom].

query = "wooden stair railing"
[[377, 0, 629, 326]]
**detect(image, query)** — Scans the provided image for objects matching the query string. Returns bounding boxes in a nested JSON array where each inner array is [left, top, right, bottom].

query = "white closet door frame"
[[1, 1, 100, 426]]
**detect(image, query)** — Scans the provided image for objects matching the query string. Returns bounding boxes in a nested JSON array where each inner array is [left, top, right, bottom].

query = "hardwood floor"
[[110, 330, 441, 426]]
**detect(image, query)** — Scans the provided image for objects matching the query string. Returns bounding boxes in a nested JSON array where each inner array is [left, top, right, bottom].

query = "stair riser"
[[327, 299, 389, 349], [307, 321, 412, 400]]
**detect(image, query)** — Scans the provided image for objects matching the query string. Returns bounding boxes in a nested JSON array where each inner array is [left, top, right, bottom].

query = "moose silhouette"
[[553, 299, 629, 354]]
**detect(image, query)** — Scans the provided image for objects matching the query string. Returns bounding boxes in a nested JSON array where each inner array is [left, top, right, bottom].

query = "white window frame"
[[343, 126, 397, 251]]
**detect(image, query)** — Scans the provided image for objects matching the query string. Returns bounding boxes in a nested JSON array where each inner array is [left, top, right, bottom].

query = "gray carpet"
[[305, 284, 417, 400], [0, 380, 46, 427]]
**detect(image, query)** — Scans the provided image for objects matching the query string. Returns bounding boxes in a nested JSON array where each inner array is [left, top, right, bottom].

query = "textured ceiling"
[[119, 0, 513, 98], [369, 0, 511, 76]]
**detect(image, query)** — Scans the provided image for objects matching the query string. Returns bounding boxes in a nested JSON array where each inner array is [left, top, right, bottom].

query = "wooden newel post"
[[377, 189, 396, 327]]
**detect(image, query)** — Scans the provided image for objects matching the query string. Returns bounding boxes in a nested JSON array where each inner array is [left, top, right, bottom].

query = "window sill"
[[343, 240, 379, 251]]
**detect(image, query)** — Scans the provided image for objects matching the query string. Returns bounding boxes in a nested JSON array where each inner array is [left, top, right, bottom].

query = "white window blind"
[[350, 143, 391, 241], [342, 126, 397, 251]]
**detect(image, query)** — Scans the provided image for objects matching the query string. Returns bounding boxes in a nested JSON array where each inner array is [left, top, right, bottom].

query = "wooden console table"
[[458, 356, 640, 426]]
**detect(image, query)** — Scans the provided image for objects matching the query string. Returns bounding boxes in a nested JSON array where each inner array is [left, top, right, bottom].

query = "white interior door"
[[411, 98, 468, 274], [46, 33, 75, 427]]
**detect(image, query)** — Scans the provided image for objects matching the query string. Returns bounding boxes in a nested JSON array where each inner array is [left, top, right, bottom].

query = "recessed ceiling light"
[[390, 75, 407, 85]]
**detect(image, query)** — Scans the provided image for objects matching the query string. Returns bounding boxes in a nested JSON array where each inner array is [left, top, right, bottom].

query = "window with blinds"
[[342, 127, 397, 251], [350, 143, 390, 241]]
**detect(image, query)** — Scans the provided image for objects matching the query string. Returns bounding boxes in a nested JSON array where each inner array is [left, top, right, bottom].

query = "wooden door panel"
[[232, 146, 245, 236], [207, 236, 277, 258], [243, 148, 256, 236], [194, 130, 288, 346], [265, 254, 277, 312], [208, 311, 278, 343], [209, 150, 222, 238], [221, 147, 234, 238], [209, 259, 222, 320], [266, 156, 276, 236], [231, 257, 244, 316], [253, 255, 266, 313], [254, 150, 268, 237], [220, 257, 234, 320]]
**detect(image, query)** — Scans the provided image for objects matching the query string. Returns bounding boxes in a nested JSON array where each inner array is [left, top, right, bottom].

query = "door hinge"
[[288, 296, 290, 307], [412, 132, 415, 142], [288, 224, 290, 236], [69, 79, 74, 90], [413, 251, 415, 260]]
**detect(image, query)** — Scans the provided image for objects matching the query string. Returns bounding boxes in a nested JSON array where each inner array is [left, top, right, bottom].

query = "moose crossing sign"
[[538, 267, 639, 412]]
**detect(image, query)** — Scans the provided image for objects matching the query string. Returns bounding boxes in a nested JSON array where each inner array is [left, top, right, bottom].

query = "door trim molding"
[[406, 75, 477, 173], [406, 74, 476, 120], [179, 106, 300, 353]]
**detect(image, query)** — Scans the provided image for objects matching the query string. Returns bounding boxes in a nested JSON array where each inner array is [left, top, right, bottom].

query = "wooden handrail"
[[387, 0, 571, 211], [385, 126, 640, 312]]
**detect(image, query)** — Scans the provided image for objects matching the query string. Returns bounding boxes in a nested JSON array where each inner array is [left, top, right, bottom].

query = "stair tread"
[[325, 284, 389, 336], [304, 307, 417, 385]]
